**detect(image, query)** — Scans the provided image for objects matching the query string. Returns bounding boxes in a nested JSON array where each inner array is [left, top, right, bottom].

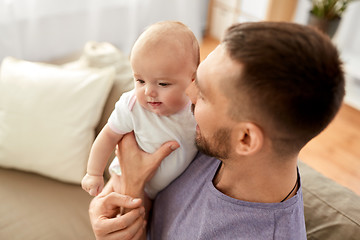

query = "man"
[[89, 22, 345, 239]]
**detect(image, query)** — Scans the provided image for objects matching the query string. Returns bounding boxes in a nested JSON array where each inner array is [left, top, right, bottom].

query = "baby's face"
[[131, 45, 196, 116]]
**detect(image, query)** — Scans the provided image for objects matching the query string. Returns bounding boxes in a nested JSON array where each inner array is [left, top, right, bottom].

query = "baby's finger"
[[89, 188, 98, 196], [97, 185, 103, 196]]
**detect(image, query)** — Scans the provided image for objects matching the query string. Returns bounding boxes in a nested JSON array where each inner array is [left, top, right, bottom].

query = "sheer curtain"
[[0, 0, 209, 61]]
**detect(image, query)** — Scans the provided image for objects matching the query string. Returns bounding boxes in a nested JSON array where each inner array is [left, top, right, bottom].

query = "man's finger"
[[92, 207, 144, 239], [105, 207, 144, 233], [103, 192, 142, 209], [118, 216, 145, 240]]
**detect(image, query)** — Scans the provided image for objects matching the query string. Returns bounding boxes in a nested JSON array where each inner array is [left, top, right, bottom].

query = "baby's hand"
[[81, 173, 104, 196]]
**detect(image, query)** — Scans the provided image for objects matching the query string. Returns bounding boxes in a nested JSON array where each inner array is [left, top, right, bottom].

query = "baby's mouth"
[[148, 102, 162, 107]]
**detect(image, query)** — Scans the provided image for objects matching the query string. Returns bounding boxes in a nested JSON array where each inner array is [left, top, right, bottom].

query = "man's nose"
[[186, 80, 197, 104], [145, 85, 157, 97]]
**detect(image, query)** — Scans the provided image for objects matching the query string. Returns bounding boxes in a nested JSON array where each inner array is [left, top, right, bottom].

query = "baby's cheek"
[[168, 95, 189, 111], [136, 94, 148, 109]]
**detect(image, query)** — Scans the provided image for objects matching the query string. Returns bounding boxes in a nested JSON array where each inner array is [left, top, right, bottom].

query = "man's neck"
[[213, 155, 299, 203]]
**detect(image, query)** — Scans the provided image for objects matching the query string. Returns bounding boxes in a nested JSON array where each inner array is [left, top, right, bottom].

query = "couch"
[[1, 43, 360, 240]]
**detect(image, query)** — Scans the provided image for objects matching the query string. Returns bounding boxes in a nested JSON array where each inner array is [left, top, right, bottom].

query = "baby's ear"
[[233, 122, 264, 156]]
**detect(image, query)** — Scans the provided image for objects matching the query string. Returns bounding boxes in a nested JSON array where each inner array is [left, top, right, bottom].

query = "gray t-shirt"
[[150, 152, 307, 240]]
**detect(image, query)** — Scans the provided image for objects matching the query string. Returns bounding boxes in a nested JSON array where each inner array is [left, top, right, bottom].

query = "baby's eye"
[[159, 82, 171, 87], [136, 79, 145, 84]]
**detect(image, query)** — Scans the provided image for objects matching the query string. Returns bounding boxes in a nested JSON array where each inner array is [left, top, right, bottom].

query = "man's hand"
[[89, 190, 146, 240], [116, 132, 180, 195]]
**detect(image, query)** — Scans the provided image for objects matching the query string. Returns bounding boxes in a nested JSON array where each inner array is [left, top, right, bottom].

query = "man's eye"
[[159, 83, 170, 87], [136, 79, 145, 84]]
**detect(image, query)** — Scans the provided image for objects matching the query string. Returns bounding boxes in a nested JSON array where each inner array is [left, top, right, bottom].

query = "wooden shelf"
[[208, 0, 299, 40]]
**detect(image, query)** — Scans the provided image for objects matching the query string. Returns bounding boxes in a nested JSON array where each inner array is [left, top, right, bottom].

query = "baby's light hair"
[[131, 21, 200, 68]]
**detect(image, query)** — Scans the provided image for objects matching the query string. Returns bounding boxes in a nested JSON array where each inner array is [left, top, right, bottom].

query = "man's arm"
[[115, 132, 179, 239]]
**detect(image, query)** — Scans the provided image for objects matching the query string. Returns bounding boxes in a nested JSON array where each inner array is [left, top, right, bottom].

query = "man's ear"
[[234, 122, 264, 156]]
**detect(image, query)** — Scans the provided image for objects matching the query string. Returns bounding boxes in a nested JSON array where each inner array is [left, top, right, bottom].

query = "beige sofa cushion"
[[0, 167, 94, 240], [299, 161, 360, 240]]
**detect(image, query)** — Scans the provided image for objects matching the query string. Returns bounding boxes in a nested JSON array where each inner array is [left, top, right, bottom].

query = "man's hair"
[[222, 22, 345, 155]]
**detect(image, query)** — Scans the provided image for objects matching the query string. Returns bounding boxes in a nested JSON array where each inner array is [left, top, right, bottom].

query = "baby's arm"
[[82, 124, 123, 196]]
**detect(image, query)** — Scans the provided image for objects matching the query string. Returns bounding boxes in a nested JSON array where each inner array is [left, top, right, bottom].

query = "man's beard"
[[195, 127, 232, 160]]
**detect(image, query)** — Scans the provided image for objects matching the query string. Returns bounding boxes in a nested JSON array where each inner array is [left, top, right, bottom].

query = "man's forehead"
[[195, 45, 224, 93], [197, 44, 243, 98]]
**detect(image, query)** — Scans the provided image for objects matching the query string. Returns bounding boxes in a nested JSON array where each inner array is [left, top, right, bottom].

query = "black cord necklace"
[[280, 171, 299, 202]]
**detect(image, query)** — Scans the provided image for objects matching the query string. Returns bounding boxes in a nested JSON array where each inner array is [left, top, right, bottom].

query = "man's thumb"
[[153, 141, 179, 165]]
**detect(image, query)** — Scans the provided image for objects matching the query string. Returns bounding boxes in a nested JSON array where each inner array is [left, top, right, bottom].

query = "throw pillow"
[[0, 57, 115, 183]]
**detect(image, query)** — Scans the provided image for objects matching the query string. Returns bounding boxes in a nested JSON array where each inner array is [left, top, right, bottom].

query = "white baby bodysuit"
[[108, 89, 197, 198]]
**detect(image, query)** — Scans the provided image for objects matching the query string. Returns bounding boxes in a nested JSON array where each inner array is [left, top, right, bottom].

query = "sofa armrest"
[[299, 161, 360, 240]]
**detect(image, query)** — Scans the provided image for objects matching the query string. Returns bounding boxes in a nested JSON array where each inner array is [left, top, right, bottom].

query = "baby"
[[81, 21, 199, 198]]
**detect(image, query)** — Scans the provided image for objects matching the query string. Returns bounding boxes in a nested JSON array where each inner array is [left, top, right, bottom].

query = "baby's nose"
[[145, 85, 157, 97]]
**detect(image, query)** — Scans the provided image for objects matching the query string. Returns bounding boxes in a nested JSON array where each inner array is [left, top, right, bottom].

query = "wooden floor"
[[200, 36, 360, 195]]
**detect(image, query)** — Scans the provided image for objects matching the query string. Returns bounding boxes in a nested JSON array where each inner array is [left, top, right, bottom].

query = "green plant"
[[310, 0, 358, 20]]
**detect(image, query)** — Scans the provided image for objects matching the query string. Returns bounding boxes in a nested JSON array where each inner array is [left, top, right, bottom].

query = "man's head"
[[130, 21, 199, 116], [187, 22, 345, 159]]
